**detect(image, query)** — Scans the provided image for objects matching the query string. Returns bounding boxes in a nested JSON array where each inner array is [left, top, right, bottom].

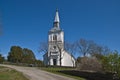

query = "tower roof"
[[54, 9, 60, 23], [50, 9, 61, 32]]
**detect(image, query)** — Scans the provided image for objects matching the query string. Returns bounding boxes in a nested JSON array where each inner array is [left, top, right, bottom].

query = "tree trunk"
[[60, 49, 62, 66]]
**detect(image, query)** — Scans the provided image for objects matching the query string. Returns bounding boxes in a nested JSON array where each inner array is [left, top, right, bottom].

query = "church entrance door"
[[53, 59, 57, 66]]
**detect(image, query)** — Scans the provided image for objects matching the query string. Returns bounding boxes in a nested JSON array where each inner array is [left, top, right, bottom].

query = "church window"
[[53, 46, 56, 49], [53, 35, 57, 41]]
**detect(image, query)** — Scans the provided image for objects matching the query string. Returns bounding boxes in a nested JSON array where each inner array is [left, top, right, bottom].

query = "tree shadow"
[[58, 70, 115, 80]]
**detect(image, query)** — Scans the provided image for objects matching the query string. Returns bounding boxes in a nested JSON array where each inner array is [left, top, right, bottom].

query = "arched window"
[[53, 35, 57, 41]]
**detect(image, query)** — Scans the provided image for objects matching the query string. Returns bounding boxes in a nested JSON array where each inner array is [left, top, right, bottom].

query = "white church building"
[[43, 10, 76, 67]]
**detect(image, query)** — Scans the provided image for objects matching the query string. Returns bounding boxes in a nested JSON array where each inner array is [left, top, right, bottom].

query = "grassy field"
[[41, 67, 85, 80], [0, 66, 29, 80]]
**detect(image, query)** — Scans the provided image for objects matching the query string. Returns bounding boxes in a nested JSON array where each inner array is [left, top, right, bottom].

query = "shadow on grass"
[[58, 70, 115, 80]]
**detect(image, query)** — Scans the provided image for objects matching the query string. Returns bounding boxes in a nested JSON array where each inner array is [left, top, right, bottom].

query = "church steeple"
[[53, 9, 60, 28], [54, 9, 60, 22]]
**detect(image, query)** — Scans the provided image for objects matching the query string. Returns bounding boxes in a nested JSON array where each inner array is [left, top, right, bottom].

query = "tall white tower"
[[48, 10, 64, 66]]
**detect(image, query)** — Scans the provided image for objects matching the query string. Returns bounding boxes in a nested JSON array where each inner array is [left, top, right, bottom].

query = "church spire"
[[53, 9, 60, 28], [54, 9, 60, 22]]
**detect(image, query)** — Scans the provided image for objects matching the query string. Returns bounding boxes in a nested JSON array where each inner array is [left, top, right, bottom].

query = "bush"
[[77, 57, 102, 72]]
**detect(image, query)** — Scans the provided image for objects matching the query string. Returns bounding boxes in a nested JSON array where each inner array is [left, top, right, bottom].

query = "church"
[[43, 10, 76, 67]]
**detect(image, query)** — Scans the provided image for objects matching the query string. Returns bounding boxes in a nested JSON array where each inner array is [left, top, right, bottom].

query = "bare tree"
[[76, 38, 111, 57], [101, 46, 111, 55], [39, 42, 48, 54], [64, 41, 76, 67], [64, 41, 76, 55], [56, 44, 62, 66], [90, 46, 111, 60], [76, 38, 94, 56]]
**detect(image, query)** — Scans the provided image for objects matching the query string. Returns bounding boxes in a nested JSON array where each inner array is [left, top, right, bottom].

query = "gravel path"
[[0, 64, 75, 80]]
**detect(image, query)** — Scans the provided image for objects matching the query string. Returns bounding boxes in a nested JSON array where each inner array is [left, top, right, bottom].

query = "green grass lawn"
[[41, 67, 85, 80], [0, 66, 29, 80]]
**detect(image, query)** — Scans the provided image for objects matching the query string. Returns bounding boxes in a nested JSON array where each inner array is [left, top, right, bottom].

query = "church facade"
[[43, 10, 76, 67]]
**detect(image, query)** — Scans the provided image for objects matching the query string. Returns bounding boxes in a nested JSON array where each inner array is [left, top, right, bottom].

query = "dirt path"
[[0, 64, 75, 80]]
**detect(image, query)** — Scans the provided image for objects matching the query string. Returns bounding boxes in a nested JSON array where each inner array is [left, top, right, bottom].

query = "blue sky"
[[0, 0, 120, 60]]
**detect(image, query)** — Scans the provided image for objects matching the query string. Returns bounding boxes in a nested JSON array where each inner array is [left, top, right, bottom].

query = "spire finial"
[[56, 8, 58, 12]]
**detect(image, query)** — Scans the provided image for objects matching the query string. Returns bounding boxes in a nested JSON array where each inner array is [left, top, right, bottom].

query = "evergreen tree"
[[8, 46, 23, 63], [22, 48, 36, 64], [0, 54, 4, 63], [8, 46, 36, 64]]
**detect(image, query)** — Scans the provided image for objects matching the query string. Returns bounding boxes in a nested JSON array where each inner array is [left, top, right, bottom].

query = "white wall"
[[61, 51, 76, 67]]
